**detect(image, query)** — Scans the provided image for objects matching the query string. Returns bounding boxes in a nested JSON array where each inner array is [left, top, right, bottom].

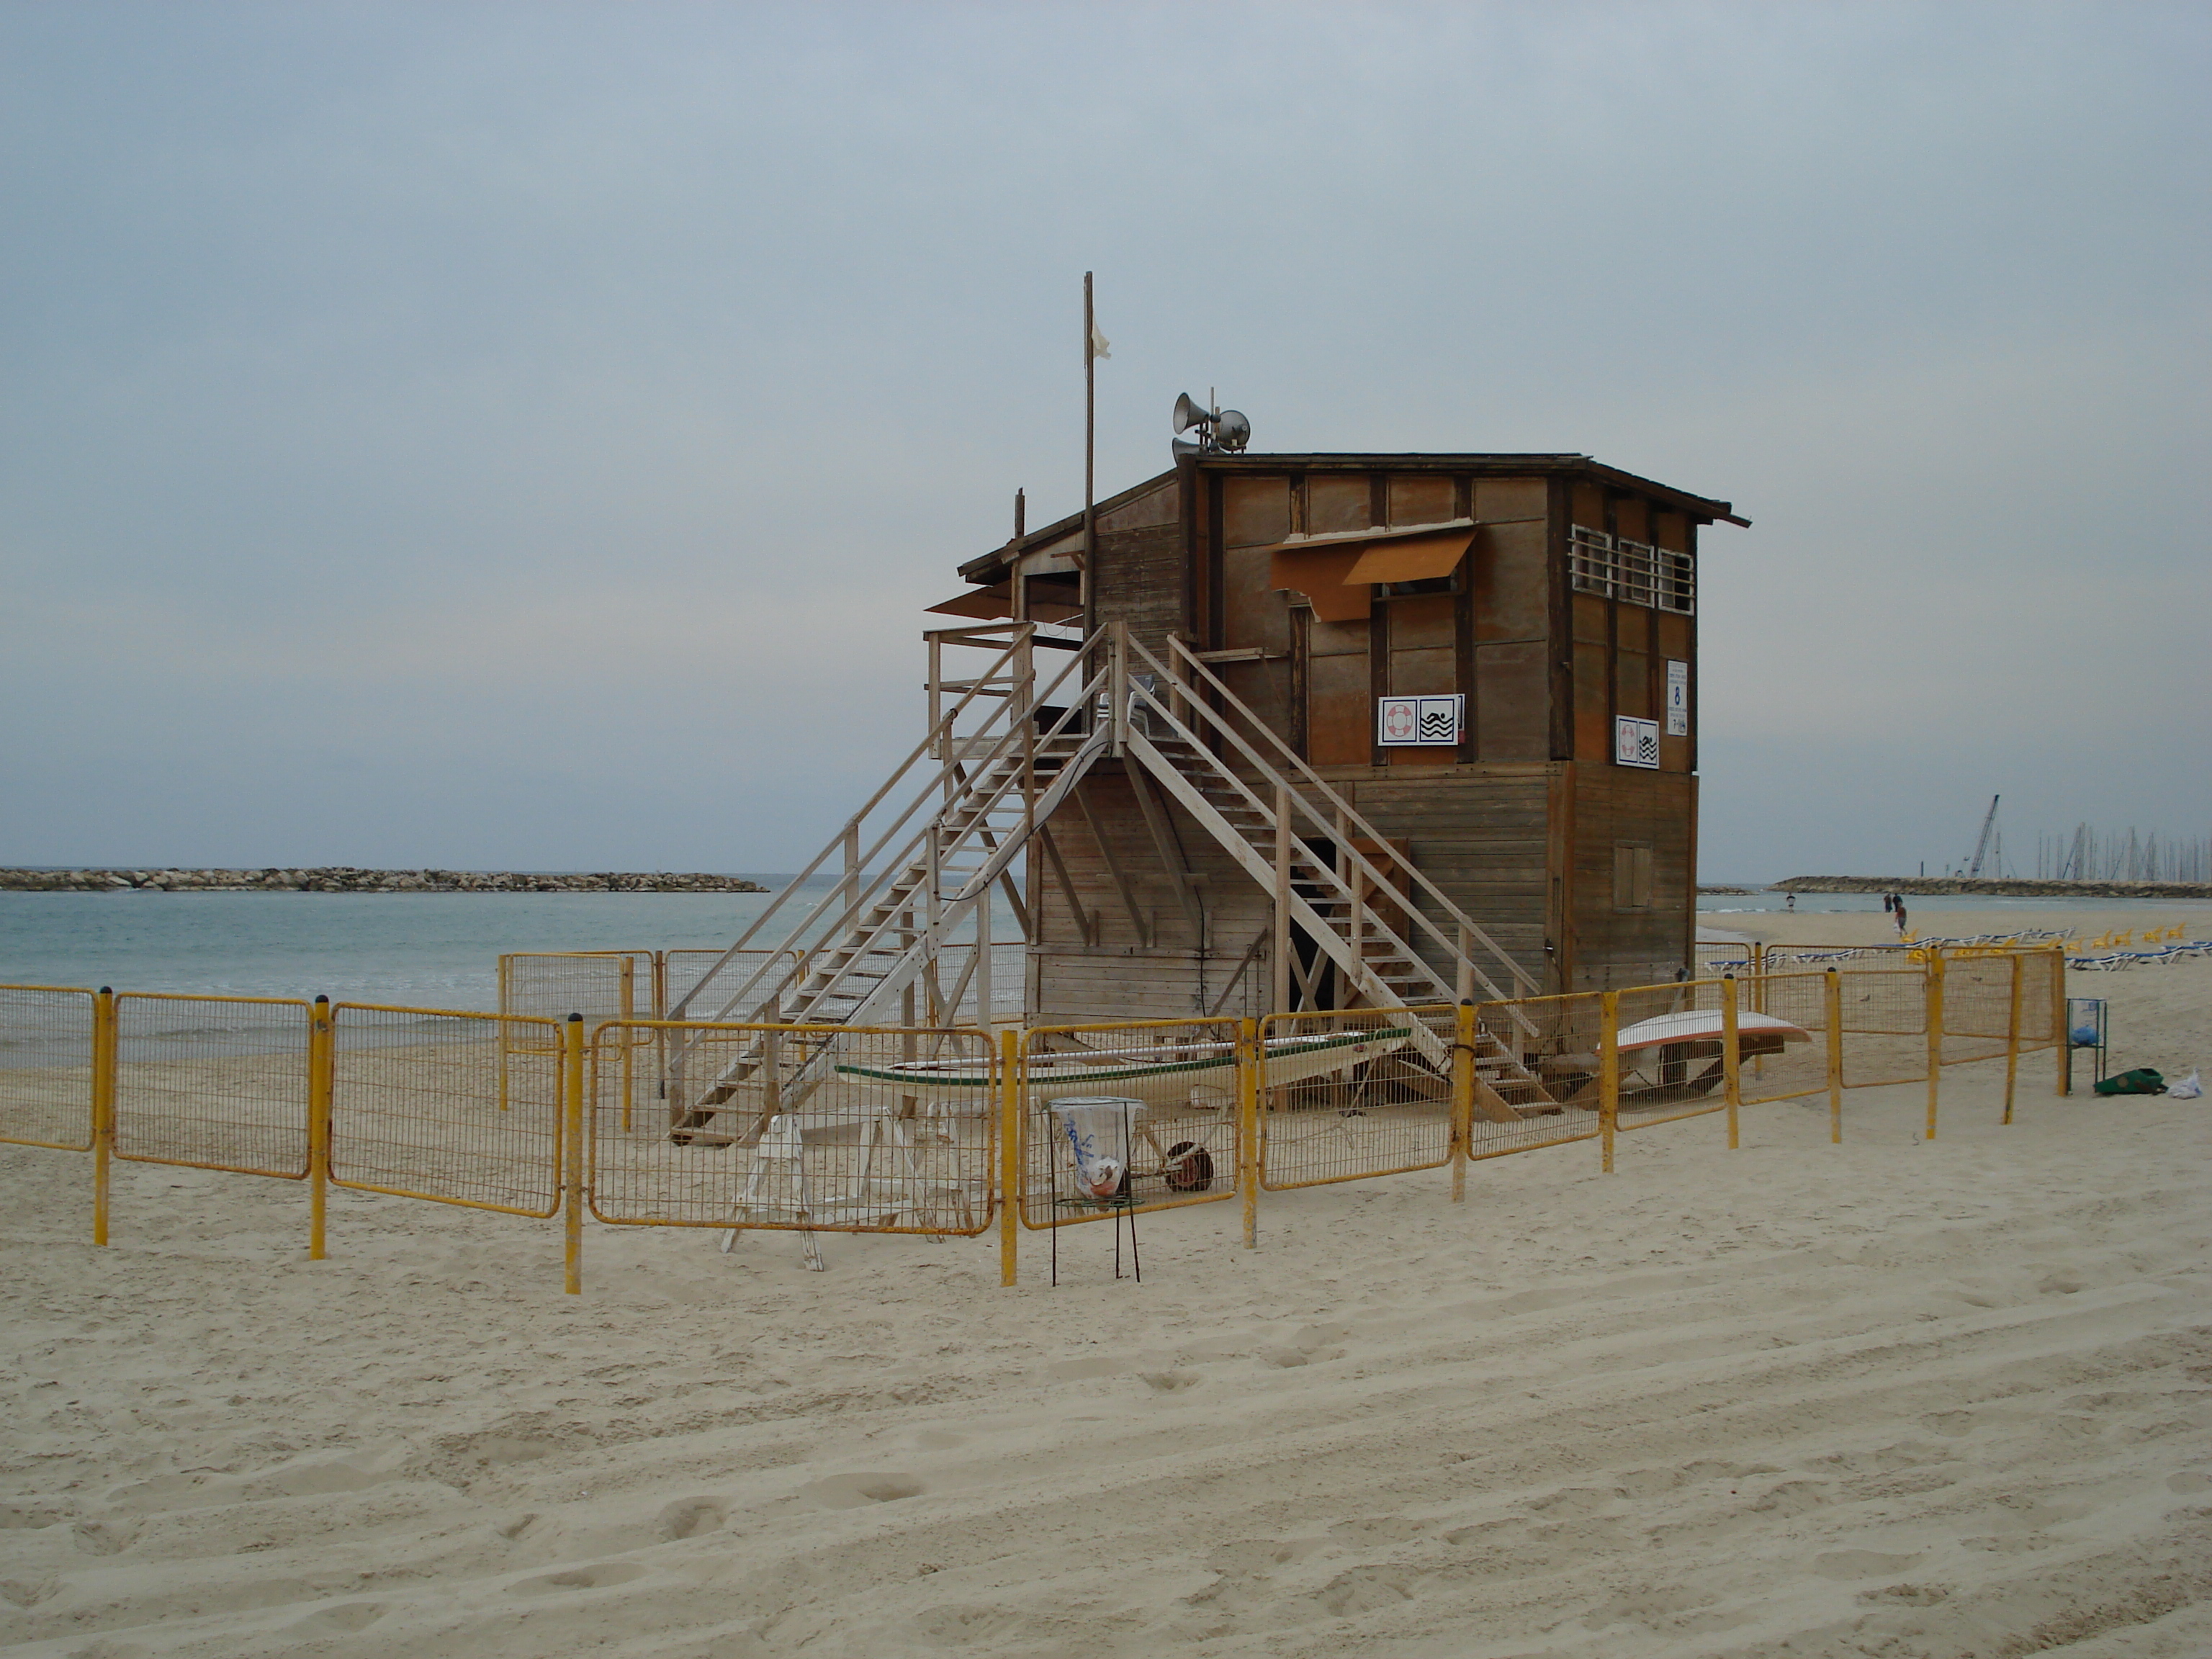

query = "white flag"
[[1087, 321, 1111, 362]]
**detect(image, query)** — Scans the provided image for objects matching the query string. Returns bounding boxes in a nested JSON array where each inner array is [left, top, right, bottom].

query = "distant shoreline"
[[0, 867, 770, 894], [1774, 874, 2211, 900]]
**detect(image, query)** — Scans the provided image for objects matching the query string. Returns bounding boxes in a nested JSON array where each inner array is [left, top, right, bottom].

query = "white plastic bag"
[[2169, 1069, 2203, 1100], [1050, 1096, 1144, 1200]]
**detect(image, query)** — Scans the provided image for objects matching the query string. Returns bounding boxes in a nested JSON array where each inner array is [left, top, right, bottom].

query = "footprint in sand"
[[511, 1560, 649, 1595], [798, 1473, 925, 1509], [657, 1498, 727, 1541]]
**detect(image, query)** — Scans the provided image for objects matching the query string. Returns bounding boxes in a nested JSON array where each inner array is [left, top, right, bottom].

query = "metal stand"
[[2065, 997, 2108, 1093]]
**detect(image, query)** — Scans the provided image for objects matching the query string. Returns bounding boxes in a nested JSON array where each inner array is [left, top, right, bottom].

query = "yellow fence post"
[[563, 1014, 584, 1295], [1924, 953, 1944, 1143], [1240, 1017, 1261, 1246], [309, 996, 333, 1260], [999, 1026, 1020, 1285], [1721, 975, 1742, 1151], [619, 956, 636, 1133], [2051, 942, 2069, 1097], [92, 986, 114, 1247], [2002, 953, 2023, 1126], [1824, 969, 1844, 1143], [1750, 945, 1766, 1079], [1599, 991, 1619, 1174], [1451, 1002, 1475, 1202]]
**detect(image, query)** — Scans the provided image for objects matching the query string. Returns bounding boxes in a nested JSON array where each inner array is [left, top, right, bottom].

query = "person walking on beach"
[[1894, 898, 1910, 936], [1883, 892, 1895, 914]]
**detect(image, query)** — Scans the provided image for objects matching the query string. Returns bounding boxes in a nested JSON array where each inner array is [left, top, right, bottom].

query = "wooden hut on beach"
[[669, 441, 1747, 1082]]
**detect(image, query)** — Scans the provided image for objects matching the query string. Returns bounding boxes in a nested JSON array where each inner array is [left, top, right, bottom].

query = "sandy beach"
[[3, 904, 2208, 1658]]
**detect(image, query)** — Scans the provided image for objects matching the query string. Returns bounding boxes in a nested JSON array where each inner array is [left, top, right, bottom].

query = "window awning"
[[1269, 547, 1372, 623], [1267, 522, 1475, 620], [925, 577, 1083, 624], [1344, 529, 1474, 585]]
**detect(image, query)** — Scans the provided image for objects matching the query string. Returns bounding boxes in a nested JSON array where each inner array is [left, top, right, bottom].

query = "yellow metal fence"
[[0, 944, 2076, 1290]]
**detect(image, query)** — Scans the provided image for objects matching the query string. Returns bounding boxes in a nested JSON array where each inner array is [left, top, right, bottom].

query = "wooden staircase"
[[664, 622, 1562, 1141]]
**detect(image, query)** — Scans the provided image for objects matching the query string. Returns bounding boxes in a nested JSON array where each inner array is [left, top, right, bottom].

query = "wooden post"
[[1082, 271, 1097, 619], [1239, 1017, 1260, 1247], [310, 996, 332, 1259], [999, 1027, 1021, 1286], [1924, 953, 1944, 1142], [1451, 1001, 1475, 1202], [1824, 968, 1844, 1144], [1721, 975, 1741, 1151], [92, 986, 114, 1247], [1599, 991, 1619, 1174], [563, 1015, 585, 1295], [2002, 952, 2023, 1125], [1272, 786, 1292, 1015], [2051, 942, 2069, 1097]]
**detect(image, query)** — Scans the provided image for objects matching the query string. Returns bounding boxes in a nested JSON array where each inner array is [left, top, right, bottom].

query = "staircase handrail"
[[758, 685, 1107, 1028], [668, 624, 1102, 1023], [1150, 635, 1540, 997]]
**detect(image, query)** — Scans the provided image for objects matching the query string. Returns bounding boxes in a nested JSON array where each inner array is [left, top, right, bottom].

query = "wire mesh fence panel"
[[2014, 949, 2060, 1049], [330, 1006, 565, 1215], [499, 953, 643, 1027], [1836, 968, 1931, 1089], [1019, 1019, 1242, 1226], [1606, 978, 1745, 1128], [1727, 972, 1835, 1108], [590, 1022, 998, 1235], [0, 985, 96, 1151], [1463, 992, 1606, 1159], [113, 994, 312, 1177], [663, 950, 791, 1019], [1938, 953, 2016, 1067], [1256, 1007, 1454, 1190], [1694, 940, 1755, 977], [1760, 944, 1915, 974]]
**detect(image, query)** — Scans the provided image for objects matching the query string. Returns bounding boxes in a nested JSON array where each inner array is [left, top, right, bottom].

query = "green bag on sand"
[[2093, 1068, 2166, 1097]]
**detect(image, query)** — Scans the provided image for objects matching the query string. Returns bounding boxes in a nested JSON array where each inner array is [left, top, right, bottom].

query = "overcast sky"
[[2, 1, 2205, 881]]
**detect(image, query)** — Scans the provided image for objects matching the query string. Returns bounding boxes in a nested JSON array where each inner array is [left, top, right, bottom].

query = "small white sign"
[[1614, 715, 1660, 769], [1665, 660, 1690, 737], [1377, 695, 1462, 747]]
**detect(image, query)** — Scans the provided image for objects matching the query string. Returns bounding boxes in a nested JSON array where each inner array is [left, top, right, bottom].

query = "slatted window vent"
[[1570, 526, 1695, 614]]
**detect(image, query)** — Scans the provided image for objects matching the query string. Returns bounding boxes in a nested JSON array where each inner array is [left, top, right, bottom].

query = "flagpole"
[[1082, 271, 1095, 611]]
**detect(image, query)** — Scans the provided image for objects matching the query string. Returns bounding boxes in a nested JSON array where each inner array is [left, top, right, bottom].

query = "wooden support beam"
[[1034, 824, 1096, 946], [1074, 783, 1151, 948], [1128, 765, 1206, 936], [1205, 926, 1272, 1018]]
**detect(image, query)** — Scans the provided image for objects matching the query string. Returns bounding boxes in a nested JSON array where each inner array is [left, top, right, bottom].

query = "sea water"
[[0, 886, 829, 1010], [2, 883, 2178, 1012]]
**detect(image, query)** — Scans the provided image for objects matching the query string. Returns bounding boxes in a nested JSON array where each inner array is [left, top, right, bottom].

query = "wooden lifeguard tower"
[[663, 421, 1744, 1130]]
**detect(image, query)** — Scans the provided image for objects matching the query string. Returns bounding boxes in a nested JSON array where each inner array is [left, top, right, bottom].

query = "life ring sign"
[[1377, 695, 1462, 747]]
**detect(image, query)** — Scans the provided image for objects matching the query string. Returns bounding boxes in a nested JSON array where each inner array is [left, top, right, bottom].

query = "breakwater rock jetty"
[[1775, 875, 2211, 900], [0, 868, 770, 894]]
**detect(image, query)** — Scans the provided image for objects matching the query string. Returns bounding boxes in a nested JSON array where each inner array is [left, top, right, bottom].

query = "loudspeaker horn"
[[1172, 392, 1213, 434]]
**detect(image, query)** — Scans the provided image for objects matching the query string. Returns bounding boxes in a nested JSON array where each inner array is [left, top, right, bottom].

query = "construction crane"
[[1966, 794, 2001, 878]]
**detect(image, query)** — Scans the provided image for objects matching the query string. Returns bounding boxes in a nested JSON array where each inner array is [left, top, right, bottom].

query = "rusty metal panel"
[[1307, 474, 1372, 536], [1475, 642, 1549, 761], [1388, 474, 1455, 526], [1307, 652, 1372, 766], [1385, 591, 1455, 654], [1472, 519, 1550, 641], [1474, 477, 1548, 521], [1572, 592, 1609, 644], [1221, 546, 1290, 652], [1271, 545, 1370, 622], [1616, 649, 1651, 719], [1221, 475, 1292, 547], [1573, 640, 1609, 761], [1346, 531, 1471, 585]]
